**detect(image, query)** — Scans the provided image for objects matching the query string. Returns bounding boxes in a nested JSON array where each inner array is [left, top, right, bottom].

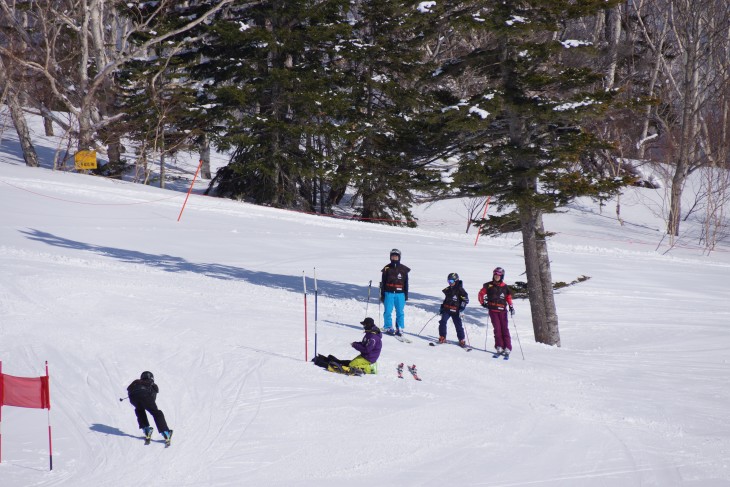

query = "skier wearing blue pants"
[[380, 248, 410, 335]]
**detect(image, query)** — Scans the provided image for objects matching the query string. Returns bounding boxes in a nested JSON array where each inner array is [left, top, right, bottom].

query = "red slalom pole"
[[473, 196, 492, 247], [177, 159, 204, 222], [1, 361, 3, 464], [46, 361, 53, 471], [303, 272, 308, 362]]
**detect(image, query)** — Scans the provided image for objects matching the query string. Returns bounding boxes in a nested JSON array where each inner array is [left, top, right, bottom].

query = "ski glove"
[[439, 305, 445, 314], [459, 304, 466, 312], [509, 306, 515, 316]]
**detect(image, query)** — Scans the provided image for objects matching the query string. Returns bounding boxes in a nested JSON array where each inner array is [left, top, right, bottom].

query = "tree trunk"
[[159, 132, 166, 189], [520, 205, 560, 346], [43, 116, 54, 137], [200, 134, 212, 179], [604, 4, 622, 90], [534, 211, 561, 346], [0, 59, 39, 167], [668, 3, 703, 238]]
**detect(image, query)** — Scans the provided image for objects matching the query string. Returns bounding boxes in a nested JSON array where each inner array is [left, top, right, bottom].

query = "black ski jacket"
[[127, 378, 159, 400], [440, 280, 469, 313], [380, 262, 411, 300]]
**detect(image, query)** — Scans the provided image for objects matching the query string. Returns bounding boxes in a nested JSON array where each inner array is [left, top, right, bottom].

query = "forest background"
[[2, 1, 729, 345]]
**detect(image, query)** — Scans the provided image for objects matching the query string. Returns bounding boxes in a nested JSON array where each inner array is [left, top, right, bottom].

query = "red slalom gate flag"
[[1, 374, 51, 409], [0, 362, 54, 470]]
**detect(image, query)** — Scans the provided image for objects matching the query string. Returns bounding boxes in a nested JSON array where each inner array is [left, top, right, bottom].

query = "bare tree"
[[0, 0, 235, 165], [0, 56, 38, 167], [633, 0, 730, 242], [462, 197, 488, 233]]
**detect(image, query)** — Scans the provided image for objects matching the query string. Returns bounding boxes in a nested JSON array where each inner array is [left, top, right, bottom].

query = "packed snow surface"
[[1, 122, 729, 486]]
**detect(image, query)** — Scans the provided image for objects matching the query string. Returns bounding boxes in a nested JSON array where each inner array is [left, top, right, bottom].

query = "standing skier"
[[380, 248, 410, 335], [312, 317, 383, 375], [438, 272, 470, 347], [126, 371, 173, 443], [478, 267, 515, 356]]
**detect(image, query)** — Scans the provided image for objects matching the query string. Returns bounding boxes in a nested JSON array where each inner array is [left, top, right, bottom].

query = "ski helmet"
[[360, 317, 376, 330], [493, 267, 505, 277], [447, 272, 459, 283], [140, 371, 154, 381], [390, 248, 401, 258]]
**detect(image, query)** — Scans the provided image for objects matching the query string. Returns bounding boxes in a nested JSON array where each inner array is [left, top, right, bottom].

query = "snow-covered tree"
[[425, 0, 631, 346]]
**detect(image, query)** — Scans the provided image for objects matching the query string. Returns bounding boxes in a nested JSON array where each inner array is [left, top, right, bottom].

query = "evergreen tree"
[[188, 0, 352, 208], [426, 0, 631, 345], [327, 0, 442, 224], [183, 0, 440, 222], [115, 1, 233, 183]]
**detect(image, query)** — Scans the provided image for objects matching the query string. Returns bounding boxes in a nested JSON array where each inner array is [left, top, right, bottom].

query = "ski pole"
[[377, 282, 381, 327], [511, 315, 525, 360], [119, 396, 129, 402], [365, 280, 372, 316], [314, 267, 318, 358], [417, 312, 440, 336], [462, 310, 471, 347]]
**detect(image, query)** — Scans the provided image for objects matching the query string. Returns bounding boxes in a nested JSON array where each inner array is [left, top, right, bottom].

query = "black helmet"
[[140, 371, 154, 381], [360, 317, 376, 330], [448, 272, 459, 282], [390, 248, 401, 258]]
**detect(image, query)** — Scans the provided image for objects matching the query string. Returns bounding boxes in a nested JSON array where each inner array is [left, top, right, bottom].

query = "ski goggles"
[[447, 279, 456, 285]]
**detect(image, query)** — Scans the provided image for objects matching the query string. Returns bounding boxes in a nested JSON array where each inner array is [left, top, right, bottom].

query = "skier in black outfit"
[[126, 371, 173, 442], [437, 272, 470, 347]]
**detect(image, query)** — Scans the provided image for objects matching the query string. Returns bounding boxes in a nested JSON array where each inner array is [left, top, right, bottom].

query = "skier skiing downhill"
[[478, 267, 515, 356], [126, 371, 173, 444], [380, 249, 410, 335], [438, 272, 470, 347]]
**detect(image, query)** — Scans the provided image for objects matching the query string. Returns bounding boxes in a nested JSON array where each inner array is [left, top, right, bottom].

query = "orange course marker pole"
[[177, 159, 204, 222], [473, 196, 491, 247]]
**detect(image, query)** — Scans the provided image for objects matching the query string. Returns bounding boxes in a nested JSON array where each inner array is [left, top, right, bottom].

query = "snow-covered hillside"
[[1, 113, 730, 486]]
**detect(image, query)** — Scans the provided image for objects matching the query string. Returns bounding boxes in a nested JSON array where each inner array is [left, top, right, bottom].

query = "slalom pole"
[[417, 312, 440, 336], [1, 361, 3, 464], [511, 315, 525, 360], [313, 268, 318, 358], [302, 272, 308, 362], [365, 280, 372, 316], [177, 159, 204, 222], [46, 361, 53, 471]]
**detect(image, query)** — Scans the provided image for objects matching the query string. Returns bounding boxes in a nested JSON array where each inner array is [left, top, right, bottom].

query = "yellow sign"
[[74, 150, 97, 170]]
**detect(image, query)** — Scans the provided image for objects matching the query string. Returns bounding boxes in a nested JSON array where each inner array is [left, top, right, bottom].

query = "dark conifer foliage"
[[422, 0, 631, 345]]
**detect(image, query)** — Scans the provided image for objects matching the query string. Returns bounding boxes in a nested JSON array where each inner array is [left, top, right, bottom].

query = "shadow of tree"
[[20, 229, 440, 311]]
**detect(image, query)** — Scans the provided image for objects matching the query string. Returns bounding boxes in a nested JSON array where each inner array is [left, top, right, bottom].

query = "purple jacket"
[[351, 328, 382, 363]]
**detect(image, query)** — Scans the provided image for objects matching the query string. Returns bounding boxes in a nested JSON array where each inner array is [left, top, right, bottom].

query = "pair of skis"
[[385, 329, 412, 343], [397, 363, 421, 381], [428, 340, 472, 352]]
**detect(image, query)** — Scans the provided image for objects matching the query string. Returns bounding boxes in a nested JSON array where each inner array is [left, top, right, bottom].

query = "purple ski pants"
[[488, 309, 512, 351]]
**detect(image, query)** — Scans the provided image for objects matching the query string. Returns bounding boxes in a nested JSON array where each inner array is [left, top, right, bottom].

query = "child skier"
[[478, 267, 515, 356], [438, 272, 470, 347], [313, 317, 383, 375], [126, 371, 173, 444]]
